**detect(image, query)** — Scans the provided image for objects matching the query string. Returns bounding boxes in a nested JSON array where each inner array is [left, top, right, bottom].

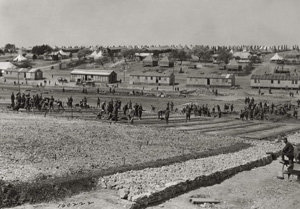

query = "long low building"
[[3, 68, 43, 80], [251, 73, 300, 89], [187, 72, 235, 87], [129, 71, 175, 85], [70, 69, 117, 83]]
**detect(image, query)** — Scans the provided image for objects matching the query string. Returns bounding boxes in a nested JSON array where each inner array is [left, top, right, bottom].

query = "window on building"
[[254, 79, 257, 83], [91, 75, 93, 78], [258, 79, 260, 83], [225, 79, 228, 83], [296, 80, 298, 84], [271, 80, 273, 84], [6, 71, 8, 74], [137, 76, 140, 79], [151, 76, 153, 80], [278, 80, 280, 84], [159, 77, 161, 80], [292, 80, 294, 84]]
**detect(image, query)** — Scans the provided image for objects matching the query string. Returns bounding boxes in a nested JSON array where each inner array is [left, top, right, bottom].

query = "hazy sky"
[[1, 0, 299, 47]]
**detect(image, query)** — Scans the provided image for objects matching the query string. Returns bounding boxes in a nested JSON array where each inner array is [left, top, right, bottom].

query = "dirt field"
[[8, 159, 299, 209]]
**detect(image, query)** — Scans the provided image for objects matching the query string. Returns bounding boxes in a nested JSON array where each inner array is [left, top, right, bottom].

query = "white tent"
[[89, 51, 98, 58], [59, 50, 69, 56], [270, 53, 283, 61], [94, 51, 103, 59], [13, 54, 27, 62]]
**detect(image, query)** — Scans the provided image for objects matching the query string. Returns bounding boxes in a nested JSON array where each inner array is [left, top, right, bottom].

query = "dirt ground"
[[147, 160, 300, 209], [6, 160, 300, 209]]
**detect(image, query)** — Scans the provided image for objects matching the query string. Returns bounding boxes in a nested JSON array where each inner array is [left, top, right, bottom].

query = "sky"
[[0, 0, 300, 48]]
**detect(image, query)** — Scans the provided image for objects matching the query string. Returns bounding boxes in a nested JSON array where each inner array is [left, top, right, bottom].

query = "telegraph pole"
[[17, 71, 20, 93]]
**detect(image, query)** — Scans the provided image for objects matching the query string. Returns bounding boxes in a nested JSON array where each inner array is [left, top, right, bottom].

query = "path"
[[148, 160, 300, 209]]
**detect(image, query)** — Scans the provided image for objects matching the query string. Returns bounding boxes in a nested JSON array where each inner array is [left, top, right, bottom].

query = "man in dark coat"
[[11, 92, 15, 108], [281, 136, 294, 167], [165, 108, 170, 124]]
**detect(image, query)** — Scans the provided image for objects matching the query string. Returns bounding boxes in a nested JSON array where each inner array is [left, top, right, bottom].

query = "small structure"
[[27, 68, 43, 80], [251, 73, 300, 89], [3, 68, 43, 80], [13, 54, 27, 62], [159, 56, 174, 67], [187, 72, 235, 87], [70, 69, 117, 84], [129, 71, 175, 85], [143, 55, 158, 67], [226, 59, 243, 71], [0, 62, 16, 76], [270, 53, 284, 62]]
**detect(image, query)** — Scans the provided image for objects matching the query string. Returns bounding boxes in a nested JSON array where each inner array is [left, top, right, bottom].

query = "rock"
[[119, 188, 129, 199]]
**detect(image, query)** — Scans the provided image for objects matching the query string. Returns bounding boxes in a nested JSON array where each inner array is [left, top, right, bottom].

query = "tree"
[[32, 45, 53, 56], [95, 56, 111, 69], [217, 49, 233, 64], [191, 46, 213, 62], [13, 60, 33, 68], [170, 49, 187, 65], [4, 43, 16, 53], [77, 48, 92, 59], [0, 49, 4, 55], [120, 49, 138, 61]]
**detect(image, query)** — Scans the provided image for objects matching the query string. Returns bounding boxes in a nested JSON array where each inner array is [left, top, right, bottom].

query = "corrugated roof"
[[187, 72, 234, 79], [250, 74, 300, 80], [71, 69, 115, 76], [130, 71, 173, 77]]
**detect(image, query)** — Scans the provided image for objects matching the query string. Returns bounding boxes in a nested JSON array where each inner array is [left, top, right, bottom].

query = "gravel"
[[99, 135, 300, 199]]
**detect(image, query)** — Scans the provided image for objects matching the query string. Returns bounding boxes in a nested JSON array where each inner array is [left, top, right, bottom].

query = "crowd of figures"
[[10, 92, 65, 111], [240, 97, 298, 120], [9, 91, 300, 125]]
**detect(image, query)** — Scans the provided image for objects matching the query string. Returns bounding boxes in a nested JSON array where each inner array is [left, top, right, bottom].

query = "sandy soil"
[[6, 160, 300, 209], [147, 160, 300, 209]]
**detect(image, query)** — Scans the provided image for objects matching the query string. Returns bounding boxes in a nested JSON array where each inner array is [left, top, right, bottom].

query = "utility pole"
[[17, 71, 20, 93], [173, 64, 175, 91]]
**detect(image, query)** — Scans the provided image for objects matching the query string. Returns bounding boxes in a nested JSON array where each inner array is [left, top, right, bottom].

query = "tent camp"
[[159, 56, 174, 67], [94, 51, 103, 59], [13, 54, 27, 62], [143, 55, 158, 67], [270, 53, 284, 61]]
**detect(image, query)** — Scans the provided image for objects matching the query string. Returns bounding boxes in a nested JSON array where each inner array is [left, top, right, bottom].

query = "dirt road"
[[148, 160, 300, 209]]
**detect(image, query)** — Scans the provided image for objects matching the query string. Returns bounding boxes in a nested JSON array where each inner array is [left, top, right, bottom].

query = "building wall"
[[70, 74, 111, 83], [129, 75, 173, 85], [251, 79, 300, 89], [187, 77, 234, 86], [3, 71, 20, 79]]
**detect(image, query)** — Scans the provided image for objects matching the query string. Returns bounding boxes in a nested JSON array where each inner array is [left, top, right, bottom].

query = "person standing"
[[170, 101, 174, 111], [185, 105, 191, 122], [11, 92, 15, 108], [49, 96, 55, 110], [281, 136, 294, 167], [138, 104, 143, 120], [165, 108, 170, 124], [97, 97, 101, 108]]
